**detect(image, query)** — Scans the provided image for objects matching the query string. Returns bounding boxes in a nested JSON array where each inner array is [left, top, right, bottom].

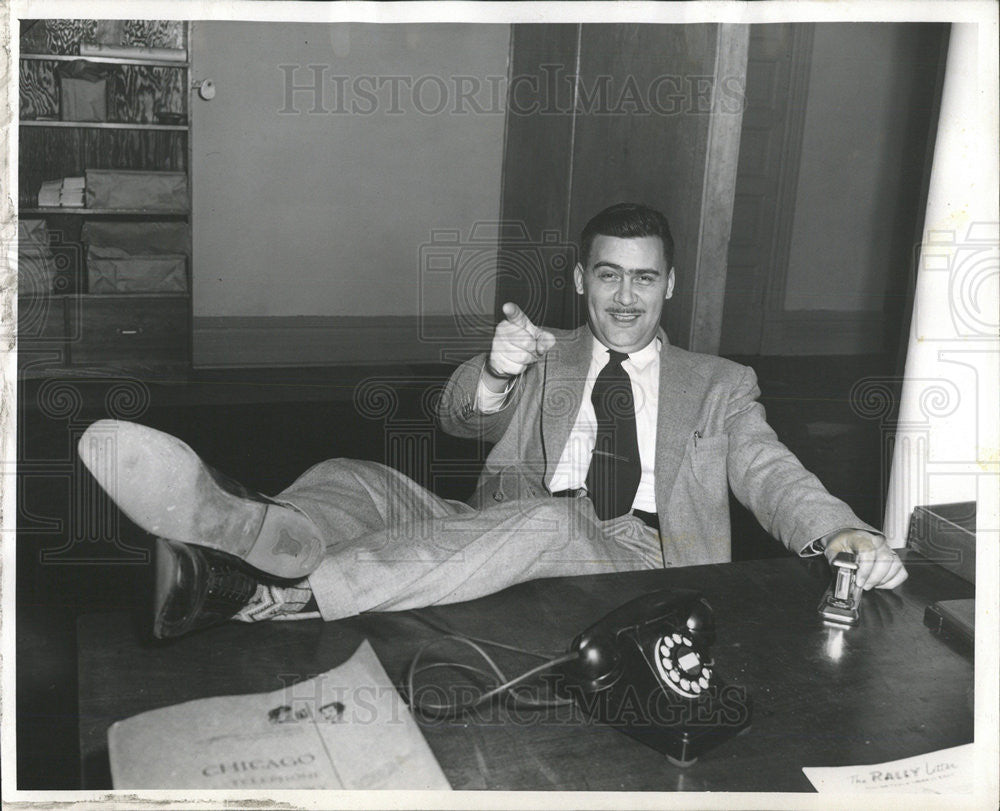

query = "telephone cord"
[[406, 634, 577, 717]]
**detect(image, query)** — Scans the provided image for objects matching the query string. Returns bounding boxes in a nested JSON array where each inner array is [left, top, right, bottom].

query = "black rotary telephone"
[[558, 589, 752, 766]]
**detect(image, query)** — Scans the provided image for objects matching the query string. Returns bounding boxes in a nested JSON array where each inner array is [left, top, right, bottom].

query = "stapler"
[[818, 551, 862, 625]]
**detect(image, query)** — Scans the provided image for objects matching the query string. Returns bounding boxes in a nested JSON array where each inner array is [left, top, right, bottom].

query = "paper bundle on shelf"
[[82, 220, 189, 294], [37, 176, 85, 208], [84, 169, 188, 211], [61, 176, 85, 207], [37, 180, 61, 208]]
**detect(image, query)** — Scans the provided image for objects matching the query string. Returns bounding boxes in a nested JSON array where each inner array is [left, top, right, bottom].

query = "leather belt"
[[551, 490, 659, 533], [632, 509, 660, 533]]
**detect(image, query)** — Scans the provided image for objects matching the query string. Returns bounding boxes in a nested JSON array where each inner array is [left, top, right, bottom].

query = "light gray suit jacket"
[[438, 325, 875, 566]]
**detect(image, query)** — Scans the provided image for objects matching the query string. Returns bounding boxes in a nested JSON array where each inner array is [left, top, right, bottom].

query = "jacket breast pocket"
[[488, 466, 540, 504], [689, 434, 730, 489]]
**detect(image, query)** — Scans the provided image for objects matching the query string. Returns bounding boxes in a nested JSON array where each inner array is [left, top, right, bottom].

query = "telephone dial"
[[558, 589, 752, 766]]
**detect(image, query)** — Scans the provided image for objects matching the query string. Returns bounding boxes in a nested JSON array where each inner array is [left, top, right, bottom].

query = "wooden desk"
[[78, 552, 974, 791]]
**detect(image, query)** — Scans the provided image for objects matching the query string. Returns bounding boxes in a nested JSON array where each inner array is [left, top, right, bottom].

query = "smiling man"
[[576, 233, 675, 352], [79, 202, 906, 638]]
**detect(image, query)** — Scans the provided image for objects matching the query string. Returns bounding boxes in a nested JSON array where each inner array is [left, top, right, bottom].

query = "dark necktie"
[[585, 350, 641, 519]]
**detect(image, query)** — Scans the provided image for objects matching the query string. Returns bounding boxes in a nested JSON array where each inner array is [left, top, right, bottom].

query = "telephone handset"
[[558, 589, 752, 766]]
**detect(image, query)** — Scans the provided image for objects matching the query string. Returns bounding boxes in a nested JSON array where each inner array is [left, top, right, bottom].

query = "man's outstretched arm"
[[724, 365, 906, 590]]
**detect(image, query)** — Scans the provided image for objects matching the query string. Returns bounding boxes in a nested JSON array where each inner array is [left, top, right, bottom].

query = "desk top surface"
[[77, 552, 974, 792]]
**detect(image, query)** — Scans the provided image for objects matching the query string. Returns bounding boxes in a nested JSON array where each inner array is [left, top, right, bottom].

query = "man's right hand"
[[484, 302, 556, 388]]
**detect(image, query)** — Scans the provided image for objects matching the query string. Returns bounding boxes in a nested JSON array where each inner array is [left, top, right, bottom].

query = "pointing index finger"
[[502, 302, 537, 333]]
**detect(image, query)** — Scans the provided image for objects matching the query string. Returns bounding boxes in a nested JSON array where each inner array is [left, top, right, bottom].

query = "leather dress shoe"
[[153, 538, 258, 638], [79, 420, 324, 579]]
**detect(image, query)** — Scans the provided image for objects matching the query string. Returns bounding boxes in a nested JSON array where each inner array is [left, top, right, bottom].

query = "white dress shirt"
[[477, 334, 660, 512]]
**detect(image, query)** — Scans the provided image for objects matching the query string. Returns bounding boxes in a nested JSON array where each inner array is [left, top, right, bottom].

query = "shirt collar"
[[590, 334, 661, 372]]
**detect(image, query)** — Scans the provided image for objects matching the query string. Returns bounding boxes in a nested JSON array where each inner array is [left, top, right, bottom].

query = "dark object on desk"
[[817, 551, 862, 625], [558, 589, 751, 767], [924, 598, 975, 654], [907, 501, 976, 584]]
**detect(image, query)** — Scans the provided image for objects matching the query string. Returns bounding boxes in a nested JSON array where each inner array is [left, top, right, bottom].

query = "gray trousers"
[[278, 459, 664, 621]]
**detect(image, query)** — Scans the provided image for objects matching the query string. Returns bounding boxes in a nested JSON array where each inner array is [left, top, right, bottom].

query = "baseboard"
[[193, 314, 494, 368], [759, 310, 885, 355]]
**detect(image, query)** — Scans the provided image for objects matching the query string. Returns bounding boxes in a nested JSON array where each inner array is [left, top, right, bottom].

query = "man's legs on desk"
[[79, 421, 662, 636], [284, 458, 661, 619]]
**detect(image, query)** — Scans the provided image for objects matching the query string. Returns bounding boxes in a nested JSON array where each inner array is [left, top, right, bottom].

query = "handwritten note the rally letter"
[[802, 744, 973, 793]]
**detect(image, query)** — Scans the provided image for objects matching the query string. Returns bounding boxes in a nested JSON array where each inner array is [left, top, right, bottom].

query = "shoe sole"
[[79, 420, 324, 579]]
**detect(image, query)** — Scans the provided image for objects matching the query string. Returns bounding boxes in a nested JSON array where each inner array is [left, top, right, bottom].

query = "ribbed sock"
[[233, 581, 319, 622]]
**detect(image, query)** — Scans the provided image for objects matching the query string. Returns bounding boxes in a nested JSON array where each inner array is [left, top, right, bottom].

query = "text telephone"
[[558, 589, 752, 766]]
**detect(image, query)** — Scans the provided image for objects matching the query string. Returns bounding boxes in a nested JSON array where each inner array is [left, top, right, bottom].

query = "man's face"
[[573, 235, 675, 353]]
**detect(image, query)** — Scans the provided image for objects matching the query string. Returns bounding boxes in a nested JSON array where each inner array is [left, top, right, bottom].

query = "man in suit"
[[79, 203, 905, 638]]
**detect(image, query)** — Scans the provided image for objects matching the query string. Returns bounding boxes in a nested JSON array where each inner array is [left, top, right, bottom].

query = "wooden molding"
[[765, 23, 815, 315], [495, 24, 581, 330], [193, 314, 493, 368], [759, 310, 885, 355], [689, 23, 750, 354]]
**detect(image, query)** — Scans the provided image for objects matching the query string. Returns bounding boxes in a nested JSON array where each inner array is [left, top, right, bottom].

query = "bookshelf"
[[21, 208, 189, 217], [17, 18, 192, 379], [21, 51, 188, 68], [21, 120, 188, 132]]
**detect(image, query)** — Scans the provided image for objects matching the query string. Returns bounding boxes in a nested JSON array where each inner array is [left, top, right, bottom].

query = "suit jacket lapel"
[[655, 340, 706, 511], [537, 327, 707, 506], [540, 326, 592, 486]]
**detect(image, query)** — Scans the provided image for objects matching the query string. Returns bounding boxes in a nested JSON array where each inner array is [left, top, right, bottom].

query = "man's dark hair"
[[579, 202, 674, 268]]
